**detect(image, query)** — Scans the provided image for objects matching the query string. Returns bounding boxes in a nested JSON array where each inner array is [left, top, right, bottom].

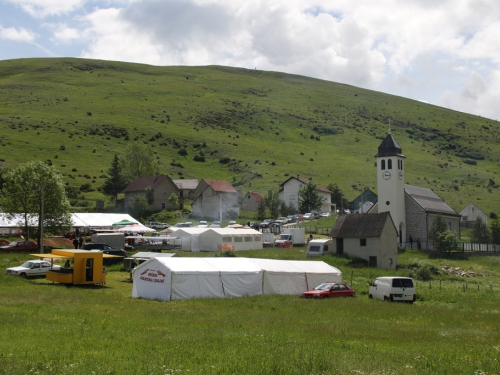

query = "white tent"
[[132, 257, 262, 301], [71, 213, 138, 229], [200, 228, 262, 251], [247, 258, 342, 294], [132, 257, 342, 301], [168, 228, 209, 251], [115, 224, 155, 233]]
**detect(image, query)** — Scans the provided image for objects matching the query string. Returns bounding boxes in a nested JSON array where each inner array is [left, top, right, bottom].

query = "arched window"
[[381, 159, 386, 170], [388, 159, 392, 170], [401, 160, 403, 170]]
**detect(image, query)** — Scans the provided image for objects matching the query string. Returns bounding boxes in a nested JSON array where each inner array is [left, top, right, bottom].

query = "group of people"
[[72, 236, 84, 249]]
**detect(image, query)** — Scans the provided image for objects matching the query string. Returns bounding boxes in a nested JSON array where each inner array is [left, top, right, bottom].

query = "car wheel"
[[323, 295, 329, 299], [20, 273, 27, 278], [384, 296, 390, 302]]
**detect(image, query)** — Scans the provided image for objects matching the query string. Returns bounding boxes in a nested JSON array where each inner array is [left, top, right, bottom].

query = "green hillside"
[[0, 58, 499, 214]]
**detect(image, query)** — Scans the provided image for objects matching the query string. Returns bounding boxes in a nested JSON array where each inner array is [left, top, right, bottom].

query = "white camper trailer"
[[307, 238, 334, 258]]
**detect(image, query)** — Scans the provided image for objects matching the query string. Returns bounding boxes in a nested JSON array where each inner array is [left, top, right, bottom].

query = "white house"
[[278, 176, 332, 213]]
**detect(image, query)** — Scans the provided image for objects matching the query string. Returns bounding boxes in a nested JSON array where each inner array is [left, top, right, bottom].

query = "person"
[[78, 236, 83, 249], [308, 234, 313, 243], [64, 259, 70, 268], [72, 237, 78, 249]]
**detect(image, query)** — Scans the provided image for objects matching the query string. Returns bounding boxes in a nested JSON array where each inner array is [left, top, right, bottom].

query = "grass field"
[[1, 248, 500, 375]]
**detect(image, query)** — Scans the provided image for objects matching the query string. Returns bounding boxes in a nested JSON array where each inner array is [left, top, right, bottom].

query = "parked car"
[[321, 212, 331, 217], [227, 221, 237, 226], [0, 240, 38, 252], [287, 215, 296, 223], [145, 221, 170, 229], [275, 217, 288, 225], [303, 213, 314, 220], [198, 221, 208, 228], [82, 243, 114, 251], [171, 222, 192, 229], [210, 221, 221, 228], [88, 246, 127, 265], [259, 219, 274, 228], [301, 283, 356, 299], [369, 277, 416, 303], [6, 259, 61, 278]]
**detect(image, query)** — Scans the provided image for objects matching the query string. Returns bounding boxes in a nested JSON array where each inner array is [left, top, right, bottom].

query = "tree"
[[101, 154, 128, 203], [428, 214, 447, 242], [471, 217, 490, 244], [121, 142, 160, 180], [256, 200, 266, 221], [129, 195, 148, 220], [1, 161, 71, 245], [168, 193, 179, 209], [428, 214, 459, 251], [490, 219, 500, 244], [145, 186, 154, 205], [327, 183, 347, 213], [299, 181, 323, 213], [265, 190, 281, 218]]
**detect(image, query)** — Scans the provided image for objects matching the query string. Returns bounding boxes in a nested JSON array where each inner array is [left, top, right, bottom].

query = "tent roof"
[[169, 228, 209, 235], [115, 224, 155, 233], [209, 228, 261, 235], [71, 213, 138, 228], [131, 252, 177, 259], [135, 257, 340, 276]]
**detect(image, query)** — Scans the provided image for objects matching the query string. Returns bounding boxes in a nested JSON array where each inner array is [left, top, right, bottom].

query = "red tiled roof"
[[123, 175, 172, 193], [203, 179, 238, 193], [249, 191, 264, 202]]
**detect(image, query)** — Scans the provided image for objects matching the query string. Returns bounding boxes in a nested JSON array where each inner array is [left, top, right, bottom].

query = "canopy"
[[112, 219, 138, 226], [115, 224, 155, 233], [132, 257, 342, 301]]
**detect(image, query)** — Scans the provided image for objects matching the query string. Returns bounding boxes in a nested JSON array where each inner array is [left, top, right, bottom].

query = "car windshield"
[[314, 283, 333, 291], [9, 241, 20, 246], [20, 261, 35, 268]]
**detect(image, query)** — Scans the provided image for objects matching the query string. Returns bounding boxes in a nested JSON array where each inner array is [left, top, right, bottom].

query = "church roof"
[[404, 184, 460, 216], [375, 133, 405, 158], [329, 212, 395, 238]]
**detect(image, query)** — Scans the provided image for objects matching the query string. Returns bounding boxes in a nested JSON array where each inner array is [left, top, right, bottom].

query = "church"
[[369, 131, 461, 248]]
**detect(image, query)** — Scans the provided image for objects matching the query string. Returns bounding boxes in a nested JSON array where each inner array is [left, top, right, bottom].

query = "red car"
[[301, 282, 356, 299], [0, 241, 38, 252]]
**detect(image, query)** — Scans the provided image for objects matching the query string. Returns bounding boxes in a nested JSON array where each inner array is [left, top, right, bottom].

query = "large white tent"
[[248, 258, 342, 295], [71, 213, 138, 229], [132, 257, 342, 301], [168, 227, 263, 251]]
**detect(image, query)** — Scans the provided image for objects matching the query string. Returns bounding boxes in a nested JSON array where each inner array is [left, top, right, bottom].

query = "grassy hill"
[[1, 58, 499, 214]]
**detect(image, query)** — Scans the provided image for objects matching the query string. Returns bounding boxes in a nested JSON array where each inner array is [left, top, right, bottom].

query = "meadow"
[[1, 247, 499, 375]]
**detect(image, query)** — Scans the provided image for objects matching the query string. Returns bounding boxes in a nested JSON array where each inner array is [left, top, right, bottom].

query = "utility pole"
[[40, 186, 44, 254]]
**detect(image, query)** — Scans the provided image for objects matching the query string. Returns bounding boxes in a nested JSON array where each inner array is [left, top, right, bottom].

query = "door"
[[369, 256, 377, 268], [336, 238, 344, 255], [85, 258, 94, 282]]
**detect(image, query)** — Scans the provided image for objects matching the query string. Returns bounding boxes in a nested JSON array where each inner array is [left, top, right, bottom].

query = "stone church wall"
[[405, 195, 427, 244]]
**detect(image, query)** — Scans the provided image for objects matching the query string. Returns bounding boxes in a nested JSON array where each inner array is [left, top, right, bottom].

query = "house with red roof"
[[241, 191, 264, 211], [123, 175, 180, 212], [191, 179, 240, 220]]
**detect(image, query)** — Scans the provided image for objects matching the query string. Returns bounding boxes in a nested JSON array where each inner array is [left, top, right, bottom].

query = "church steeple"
[[375, 133, 405, 158]]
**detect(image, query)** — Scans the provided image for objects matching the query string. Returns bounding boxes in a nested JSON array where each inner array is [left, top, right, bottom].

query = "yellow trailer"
[[31, 249, 119, 285]]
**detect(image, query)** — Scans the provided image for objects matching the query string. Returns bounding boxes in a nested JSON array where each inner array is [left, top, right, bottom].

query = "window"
[[381, 159, 386, 170], [360, 238, 367, 246], [234, 237, 243, 243], [244, 236, 252, 242], [161, 202, 166, 209], [222, 236, 232, 242], [254, 235, 262, 241], [388, 159, 392, 169]]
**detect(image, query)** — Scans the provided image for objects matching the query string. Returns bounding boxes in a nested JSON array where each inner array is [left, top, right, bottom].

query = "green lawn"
[[1, 248, 499, 374]]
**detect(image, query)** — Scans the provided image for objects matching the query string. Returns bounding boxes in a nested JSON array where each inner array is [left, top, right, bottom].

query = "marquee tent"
[[167, 227, 262, 251], [115, 224, 155, 233], [132, 257, 342, 301], [132, 257, 263, 301], [247, 258, 342, 294], [167, 228, 209, 251]]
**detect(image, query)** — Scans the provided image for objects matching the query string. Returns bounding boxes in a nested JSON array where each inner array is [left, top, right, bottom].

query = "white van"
[[307, 239, 334, 258], [369, 277, 416, 303]]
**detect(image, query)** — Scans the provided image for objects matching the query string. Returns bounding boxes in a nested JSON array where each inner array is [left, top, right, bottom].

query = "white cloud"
[[47, 24, 81, 44], [6, 0, 87, 18], [0, 25, 37, 42]]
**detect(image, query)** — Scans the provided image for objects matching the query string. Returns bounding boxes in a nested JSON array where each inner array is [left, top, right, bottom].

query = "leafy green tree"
[[435, 230, 460, 252], [287, 201, 297, 215], [256, 200, 266, 221], [145, 186, 154, 205], [428, 214, 447, 242], [299, 181, 323, 213], [121, 142, 160, 180], [327, 183, 347, 213], [490, 219, 500, 244], [101, 154, 128, 202], [129, 195, 148, 220], [1, 161, 71, 244], [168, 193, 179, 209], [471, 217, 490, 243], [265, 190, 281, 218]]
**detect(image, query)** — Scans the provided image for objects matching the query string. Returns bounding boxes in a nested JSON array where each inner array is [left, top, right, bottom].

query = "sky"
[[2, 0, 500, 120]]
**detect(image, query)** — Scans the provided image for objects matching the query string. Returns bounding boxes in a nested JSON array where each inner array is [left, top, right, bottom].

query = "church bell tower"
[[375, 130, 406, 244]]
